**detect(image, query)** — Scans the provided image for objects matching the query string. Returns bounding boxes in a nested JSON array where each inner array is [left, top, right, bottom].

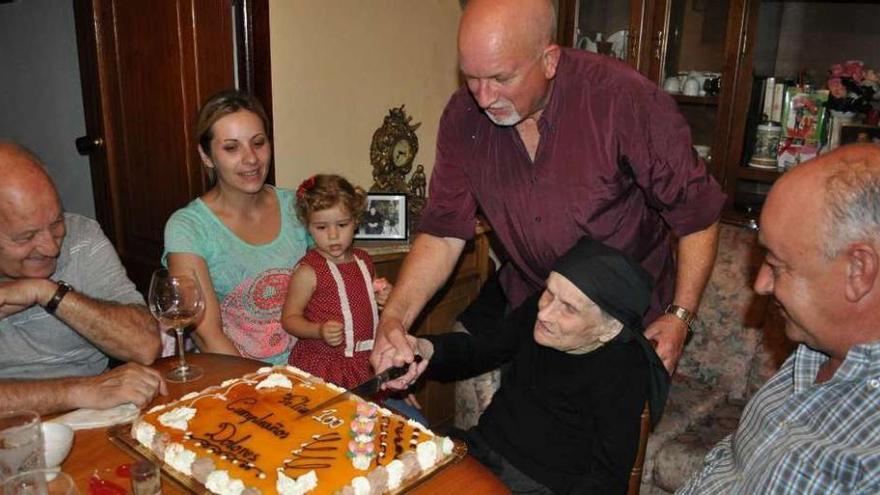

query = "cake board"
[[108, 422, 467, 494]]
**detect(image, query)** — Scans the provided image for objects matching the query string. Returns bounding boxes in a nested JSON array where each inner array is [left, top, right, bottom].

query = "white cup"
[[576, 35, 597, 52], [40, 423, 73, 480], [663, 77, 681, 93], [683, 77, 701, 96]]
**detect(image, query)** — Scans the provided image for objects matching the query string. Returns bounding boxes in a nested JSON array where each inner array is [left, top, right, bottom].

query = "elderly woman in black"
[[395, 237, 669, 494]]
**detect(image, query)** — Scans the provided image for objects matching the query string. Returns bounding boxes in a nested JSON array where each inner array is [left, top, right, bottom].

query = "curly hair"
[[295, 174, 367, 224]]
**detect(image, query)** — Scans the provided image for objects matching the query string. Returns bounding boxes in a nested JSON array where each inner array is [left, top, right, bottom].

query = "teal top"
[[163, 186, 311, 364]]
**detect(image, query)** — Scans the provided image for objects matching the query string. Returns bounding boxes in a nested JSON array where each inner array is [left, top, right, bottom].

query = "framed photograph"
[[840, 124, 880, 146], [357, 193, 408, 241]]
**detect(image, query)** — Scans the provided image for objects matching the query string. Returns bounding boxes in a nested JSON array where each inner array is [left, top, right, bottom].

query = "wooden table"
[[60, 353, 508, 494]]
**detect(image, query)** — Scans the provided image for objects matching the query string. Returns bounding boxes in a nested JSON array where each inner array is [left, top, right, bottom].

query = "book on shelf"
[[761, 76, 776, 122], [771, 81, 786, 123], [742, 76, 767, 166]]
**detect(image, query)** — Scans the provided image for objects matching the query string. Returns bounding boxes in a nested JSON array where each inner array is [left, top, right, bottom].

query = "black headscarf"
[[552, 237, 670, 427]]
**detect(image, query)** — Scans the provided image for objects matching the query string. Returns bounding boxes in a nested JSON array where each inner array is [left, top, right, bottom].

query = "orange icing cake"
[[131, 365, 455, 495]]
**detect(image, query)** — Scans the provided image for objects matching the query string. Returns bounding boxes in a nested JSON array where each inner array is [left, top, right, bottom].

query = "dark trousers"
[[445, 427, 555, 495]]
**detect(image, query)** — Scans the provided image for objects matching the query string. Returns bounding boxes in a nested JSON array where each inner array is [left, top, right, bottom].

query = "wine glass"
[[148, 268, 205, 383], [0, 411, 44, 481]]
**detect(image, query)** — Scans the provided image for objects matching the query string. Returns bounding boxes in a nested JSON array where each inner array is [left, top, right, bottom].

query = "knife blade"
[[298, 355, 423, 416]]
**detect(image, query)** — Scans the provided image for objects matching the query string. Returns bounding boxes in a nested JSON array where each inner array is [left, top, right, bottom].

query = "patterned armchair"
[[641, 223, 793, 493], [452, 223, 794, 494]]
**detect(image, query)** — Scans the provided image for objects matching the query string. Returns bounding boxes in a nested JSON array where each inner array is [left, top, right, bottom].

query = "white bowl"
[[41, 422, 74, 469]]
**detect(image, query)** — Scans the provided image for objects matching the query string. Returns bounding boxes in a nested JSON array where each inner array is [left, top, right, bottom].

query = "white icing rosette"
[[276, 469, 318, 495], [164, 442, 197, 476], [205, 470, 246, 495], [158, 406, 197, 430], [132, 420, 156, 448], [415, 440, 438, 470], [439, 436, 455, 456], [385, 459, 405, 490], [255, 373, 293, 390], [349, 476, 371, 495]]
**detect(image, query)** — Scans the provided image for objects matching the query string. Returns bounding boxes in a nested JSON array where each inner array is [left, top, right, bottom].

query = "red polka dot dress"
[[288, 248, 378, 388]]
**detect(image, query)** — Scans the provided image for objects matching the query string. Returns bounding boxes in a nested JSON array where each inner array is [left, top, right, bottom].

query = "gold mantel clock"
[[370, 105, 420, 194]]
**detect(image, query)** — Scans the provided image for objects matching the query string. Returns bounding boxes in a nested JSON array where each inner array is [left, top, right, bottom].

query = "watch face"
[[392, 139, 413, 166]]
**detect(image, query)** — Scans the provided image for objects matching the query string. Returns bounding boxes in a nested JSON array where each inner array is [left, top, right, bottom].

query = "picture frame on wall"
[[357, 193, 408, 241], [840, 124, 880, 146]]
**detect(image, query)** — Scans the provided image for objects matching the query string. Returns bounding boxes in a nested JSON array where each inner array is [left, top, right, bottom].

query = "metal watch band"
[[665, 304, 696, 330], [45, 280, 73, 314]]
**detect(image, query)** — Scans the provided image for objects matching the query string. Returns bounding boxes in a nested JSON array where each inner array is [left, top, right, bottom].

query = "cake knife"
[[299, 355, 423, 416]]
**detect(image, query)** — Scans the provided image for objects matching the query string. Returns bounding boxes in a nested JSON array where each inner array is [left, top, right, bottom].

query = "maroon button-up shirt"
[[419, 49, 726, 323]]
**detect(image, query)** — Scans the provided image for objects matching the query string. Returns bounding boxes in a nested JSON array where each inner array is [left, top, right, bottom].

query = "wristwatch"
[[45, 280, 73, 314], [665, 304, 696, 331]]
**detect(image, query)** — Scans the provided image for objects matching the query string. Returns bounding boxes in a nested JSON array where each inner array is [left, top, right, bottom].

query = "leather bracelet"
[[45, 280, 73, 314], [665, 304, 696, 331]]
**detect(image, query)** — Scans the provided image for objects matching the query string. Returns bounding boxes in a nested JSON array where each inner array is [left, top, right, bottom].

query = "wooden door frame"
[[73, 0, 115, 243], [73, 0, 273, 247], [234, 0, 274, 185]]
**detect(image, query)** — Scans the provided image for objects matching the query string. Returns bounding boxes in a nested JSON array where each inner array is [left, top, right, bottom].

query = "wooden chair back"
[[627, 402, 651, 495]]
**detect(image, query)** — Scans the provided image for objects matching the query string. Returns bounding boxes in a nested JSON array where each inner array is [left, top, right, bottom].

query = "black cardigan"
[[424, 294, 649, 494]]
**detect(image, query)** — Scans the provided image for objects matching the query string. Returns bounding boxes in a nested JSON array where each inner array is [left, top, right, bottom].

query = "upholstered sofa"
[[453, 222, 795, 494]]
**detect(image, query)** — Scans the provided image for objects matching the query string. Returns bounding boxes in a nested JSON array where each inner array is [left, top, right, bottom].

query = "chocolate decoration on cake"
[[378, 415, 391, 462], [393, 421, 405, 457], [284, 432, 341, 471]]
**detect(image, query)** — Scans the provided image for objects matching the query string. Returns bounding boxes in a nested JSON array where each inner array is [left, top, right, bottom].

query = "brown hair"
[[295, 174, 367, 224], [195, 89, 271, 186]]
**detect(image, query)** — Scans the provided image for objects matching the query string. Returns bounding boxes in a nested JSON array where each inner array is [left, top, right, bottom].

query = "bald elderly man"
[[373, 0, 725, 378], [0, 142, 164, 414], [679, 144, 880, 493]]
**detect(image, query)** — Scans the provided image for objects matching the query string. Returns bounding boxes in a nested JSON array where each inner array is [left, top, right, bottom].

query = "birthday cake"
[[130, 365, 456, 495]]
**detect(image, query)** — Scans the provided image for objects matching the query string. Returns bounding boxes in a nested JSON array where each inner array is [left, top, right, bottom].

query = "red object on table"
[[88, 474, 127, 495], [115, 463, 132, 478]]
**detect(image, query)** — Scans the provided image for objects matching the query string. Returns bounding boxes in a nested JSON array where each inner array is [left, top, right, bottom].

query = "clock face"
[[391, 138, 414, 167]]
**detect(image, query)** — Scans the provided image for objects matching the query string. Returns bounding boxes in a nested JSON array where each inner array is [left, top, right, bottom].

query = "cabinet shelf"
[[672, 94, 720, 106], [738, 166, 783, 183]]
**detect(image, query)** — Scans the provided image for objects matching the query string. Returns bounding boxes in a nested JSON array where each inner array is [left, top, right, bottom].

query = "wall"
[[0, 0, 95, 217], [269, 1, 462, 191]]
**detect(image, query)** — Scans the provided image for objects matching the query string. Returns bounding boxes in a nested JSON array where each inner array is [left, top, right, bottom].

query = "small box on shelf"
[[777, 138, 820, 172], [780, 88, 829, 143]]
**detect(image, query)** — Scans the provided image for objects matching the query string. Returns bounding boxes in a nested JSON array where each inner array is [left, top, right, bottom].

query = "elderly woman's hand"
[[382, 336, 432, 391]]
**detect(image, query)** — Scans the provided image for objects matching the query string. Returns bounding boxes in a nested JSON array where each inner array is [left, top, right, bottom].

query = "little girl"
[[281, 174, 393, 389]]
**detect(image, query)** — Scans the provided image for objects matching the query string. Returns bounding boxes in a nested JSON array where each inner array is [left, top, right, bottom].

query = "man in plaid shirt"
[[679, 143, 880, 494]]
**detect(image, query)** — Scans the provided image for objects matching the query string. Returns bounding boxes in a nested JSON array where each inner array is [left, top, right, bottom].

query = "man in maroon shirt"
[[372, 0, 725, 378]]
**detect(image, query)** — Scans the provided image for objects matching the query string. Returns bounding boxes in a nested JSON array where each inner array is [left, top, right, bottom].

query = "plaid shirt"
[[678, 342, 880, 494]]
